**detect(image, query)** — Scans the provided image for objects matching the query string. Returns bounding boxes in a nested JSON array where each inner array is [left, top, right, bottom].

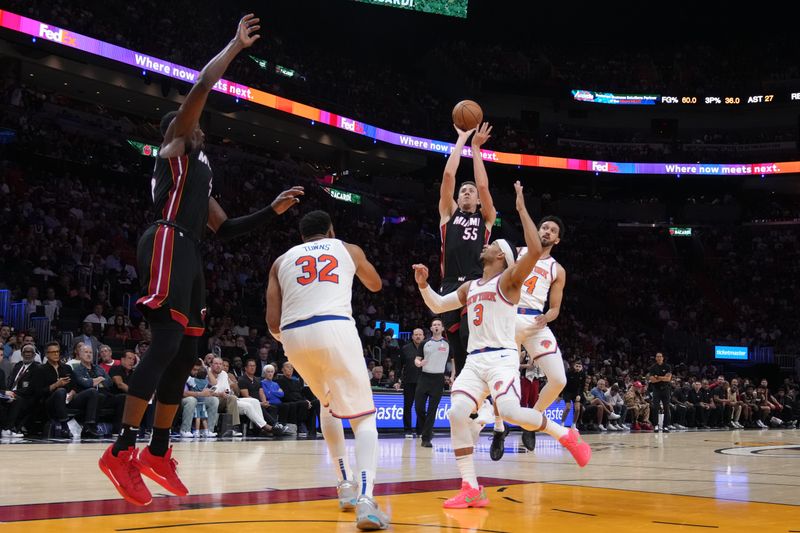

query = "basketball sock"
[[112, 424, 140, 456], [320, 409, 352, 482], [148, 427, 171, 457], [494, 418, 505, 432], [350, 413, 378, 498], [658, 413, 665, 428], [456, 455, 478, 488]]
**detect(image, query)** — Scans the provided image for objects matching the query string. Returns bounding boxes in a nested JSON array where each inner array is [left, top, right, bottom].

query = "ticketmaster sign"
[[342, 393, 573, 430]]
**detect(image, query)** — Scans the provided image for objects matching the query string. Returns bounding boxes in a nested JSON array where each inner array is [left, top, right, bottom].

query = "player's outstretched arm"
[[266, 258, 283, 342], [505, 181, 542, 291], [208, 186, 304, 240], [440, 126, 476, 224], [344, 243, 382, 292], [471, 122, 497, 228], [412, 264, 466, 313], [161, 14, 260, 158]]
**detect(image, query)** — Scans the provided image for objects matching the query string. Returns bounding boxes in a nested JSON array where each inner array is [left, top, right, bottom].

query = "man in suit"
[[1, 343, 41, 436]]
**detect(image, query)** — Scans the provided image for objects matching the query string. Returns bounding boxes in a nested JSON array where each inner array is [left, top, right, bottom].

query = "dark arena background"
[[0, 1, 797, 531]]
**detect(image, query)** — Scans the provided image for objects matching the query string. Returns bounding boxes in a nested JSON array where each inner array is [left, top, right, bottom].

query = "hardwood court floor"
[[0, 429, 798, 532]]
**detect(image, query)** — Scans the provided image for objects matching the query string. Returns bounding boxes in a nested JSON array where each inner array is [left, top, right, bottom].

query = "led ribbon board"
[[3, 10, 799, 176]]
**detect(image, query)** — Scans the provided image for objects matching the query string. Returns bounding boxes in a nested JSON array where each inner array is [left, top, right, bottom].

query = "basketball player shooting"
[[413, 182, 591, 508], [267, 210, 389, 530], [438, 122, 496, 376], [99, 15, 304, 507]]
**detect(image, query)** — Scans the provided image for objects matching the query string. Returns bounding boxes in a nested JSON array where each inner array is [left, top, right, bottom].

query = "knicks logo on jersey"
[[532, 265, 550, 279], [494, 380, 504, 391], [465, 291, 497, 306]]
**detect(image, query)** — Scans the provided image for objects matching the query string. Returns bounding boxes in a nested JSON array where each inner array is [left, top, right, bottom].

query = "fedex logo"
[[339, 117, 364, 134], [39, 24, 77, 47], [591, 161, 619, 173]]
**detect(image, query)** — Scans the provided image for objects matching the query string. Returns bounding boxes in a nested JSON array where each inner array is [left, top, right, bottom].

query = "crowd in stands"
[[8, 0, 800, 163], [0, 59, 798, 440]]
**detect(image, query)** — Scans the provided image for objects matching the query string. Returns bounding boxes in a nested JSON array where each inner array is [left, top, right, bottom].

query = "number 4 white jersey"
[[277, 238, 356, 329], [465, 274, 518, 353], [517, 248, 559, 311]]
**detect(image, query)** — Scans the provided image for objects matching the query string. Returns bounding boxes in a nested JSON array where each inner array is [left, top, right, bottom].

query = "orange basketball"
[[452, 100, 483, 131]]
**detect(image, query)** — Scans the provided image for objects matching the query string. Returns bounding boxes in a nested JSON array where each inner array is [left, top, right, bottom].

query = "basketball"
[[452, 100, 483, 131]]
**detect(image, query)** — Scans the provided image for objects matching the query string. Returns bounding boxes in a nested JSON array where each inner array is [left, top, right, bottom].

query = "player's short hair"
[[459, 181, 477, 191], [160, 111, 178, 136], [299, 210, 333, 239], [541, 215, 565, 241]]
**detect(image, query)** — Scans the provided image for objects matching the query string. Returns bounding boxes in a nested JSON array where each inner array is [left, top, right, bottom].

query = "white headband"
[[495, 239, 515, 267]]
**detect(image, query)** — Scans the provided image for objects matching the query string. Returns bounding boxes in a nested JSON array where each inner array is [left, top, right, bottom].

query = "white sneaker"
[[180, 431, 194, 438], [1, 429, 23, 438], [756, 419, 767, 428], [770, 417, 783, 427], [231, 430, 243, 437], [475, 401, 494, 425], [598, 424, 608, 431], [667, 425, 676, 430], [205, 430, 217, 438], [608, 412, 621, 420]]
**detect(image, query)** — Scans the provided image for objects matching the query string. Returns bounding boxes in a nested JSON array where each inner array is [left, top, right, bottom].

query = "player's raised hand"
[[412, 264, 430, 287], [471, 122, 492, 148], [236, 14, 261, 48], [514, 180, 526, 211], [270, 186, 304, 215], [453, 125, 476, 142]]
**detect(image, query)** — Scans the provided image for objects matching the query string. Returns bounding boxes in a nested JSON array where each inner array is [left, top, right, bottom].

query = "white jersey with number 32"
[[517, 248, 558, 311], [465, 273, 517, 353], [277, 238, 356, 329]]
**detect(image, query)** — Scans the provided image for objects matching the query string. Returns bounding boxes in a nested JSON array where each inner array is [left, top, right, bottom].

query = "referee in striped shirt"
[[415, 318, 453, 447]]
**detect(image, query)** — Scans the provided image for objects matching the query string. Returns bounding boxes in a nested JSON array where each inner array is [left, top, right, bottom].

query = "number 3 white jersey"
[[465, 274, 518, 353], [277, 238, 356, 329], [517, 248, 559, 311]]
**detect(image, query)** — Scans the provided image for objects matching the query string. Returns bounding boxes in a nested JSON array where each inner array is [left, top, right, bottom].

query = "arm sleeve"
[[214, 206, 277, 242], [419, 285, 463, 314]]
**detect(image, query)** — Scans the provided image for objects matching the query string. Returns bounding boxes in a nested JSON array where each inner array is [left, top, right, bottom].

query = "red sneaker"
[[134, 446, 188, 496], [632, 422, 641, 431], [443, 481, 489, 509], [558, 428, 592, 467], [98, 445, 152, 506]]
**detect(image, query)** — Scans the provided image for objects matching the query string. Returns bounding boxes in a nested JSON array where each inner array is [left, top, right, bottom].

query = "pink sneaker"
[[559, 428, 592, 467], [443, 481, 489, 509]]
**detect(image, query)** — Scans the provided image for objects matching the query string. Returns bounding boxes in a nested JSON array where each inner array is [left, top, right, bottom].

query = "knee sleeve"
[[157, 335, 200, 405], [496, 393, 543, 431], [128, 320, 185, 401], [449, 394, 477, 449]]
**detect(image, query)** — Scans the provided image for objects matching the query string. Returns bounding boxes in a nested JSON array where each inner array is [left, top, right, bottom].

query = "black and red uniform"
[[439, 209, 490, 373], [136, 148, 213, 335]]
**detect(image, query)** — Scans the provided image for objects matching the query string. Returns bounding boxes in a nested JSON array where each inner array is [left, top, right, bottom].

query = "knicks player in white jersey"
[[491, 216, 569, 456], [266, 210, 389, 531], [412, 182, 591, 509]]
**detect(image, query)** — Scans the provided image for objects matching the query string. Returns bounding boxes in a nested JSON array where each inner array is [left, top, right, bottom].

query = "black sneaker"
[[489, 427, 509, 461], [420, 440, 432, 448], [521, 430, 536, 451]]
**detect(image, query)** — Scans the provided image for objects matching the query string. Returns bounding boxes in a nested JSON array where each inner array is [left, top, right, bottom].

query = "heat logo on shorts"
[[38, 24, 77, 47]]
